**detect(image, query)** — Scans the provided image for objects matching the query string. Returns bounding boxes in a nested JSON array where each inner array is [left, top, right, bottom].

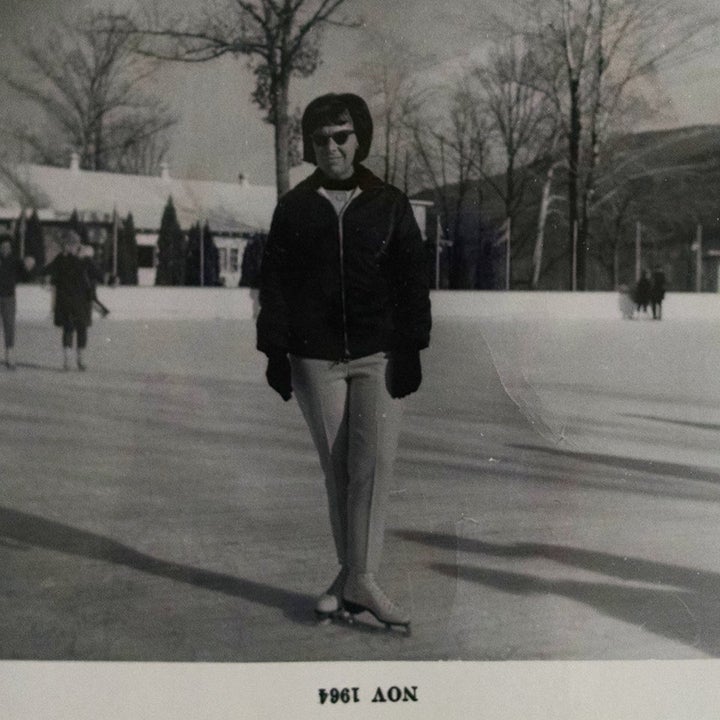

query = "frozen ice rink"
[[2, 300, 720, 662]]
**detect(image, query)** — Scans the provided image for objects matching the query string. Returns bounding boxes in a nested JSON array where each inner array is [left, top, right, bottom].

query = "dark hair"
[[301, 93, 373, 165], [0, 233, 13, 245]]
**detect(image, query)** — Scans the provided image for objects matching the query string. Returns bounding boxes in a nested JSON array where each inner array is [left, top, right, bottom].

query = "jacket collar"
[[298, 165, 384, 193]]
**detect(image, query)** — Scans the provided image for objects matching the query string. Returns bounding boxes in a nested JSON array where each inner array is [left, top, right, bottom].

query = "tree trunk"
[[579, 182, 592, 289], [274, 76, 291, 197], [532, 160, 559, 289], [613, 243, 620, 289], [579, 25, 605, 291], [567, 75, 581, 290]]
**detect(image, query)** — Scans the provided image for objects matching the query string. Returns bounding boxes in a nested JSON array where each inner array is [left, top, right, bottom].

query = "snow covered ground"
[[1, 300, 720, 664], [15, 285, 720, 321]]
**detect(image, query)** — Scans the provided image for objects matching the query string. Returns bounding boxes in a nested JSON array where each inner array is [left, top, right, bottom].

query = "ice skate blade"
[[343, 601, 411, 634], [314, 608, 351, 625]]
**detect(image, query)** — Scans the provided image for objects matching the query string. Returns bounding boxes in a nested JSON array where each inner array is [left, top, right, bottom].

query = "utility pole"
[[435, 214, 441, 290], [635, 221, 642, 281], [572, 220, 578, 291], [505, 217, 511, 291], [18, 210, 26, 258], [112, 206, 118, 281], [695, 224, 703, 293]]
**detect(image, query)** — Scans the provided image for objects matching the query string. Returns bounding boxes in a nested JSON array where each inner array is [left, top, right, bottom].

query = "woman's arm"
[[256, 201, 292, 356], [255, 200, 295, 401], [386, 194, 432, 398], [388, 195, 432, 352]]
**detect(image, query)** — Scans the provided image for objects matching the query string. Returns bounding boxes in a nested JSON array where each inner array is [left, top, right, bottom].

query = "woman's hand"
[[387, 350, 422, 399], [266, 353, 293, 401]]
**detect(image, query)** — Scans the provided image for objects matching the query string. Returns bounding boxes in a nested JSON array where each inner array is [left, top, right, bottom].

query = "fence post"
[[435, 214, 441, 290], [572, 220, 578, 291], [18, 209, 26, 258], [696, 224, 703, 293], [112, 206, 118, 280], [505, 216, 511, 291]]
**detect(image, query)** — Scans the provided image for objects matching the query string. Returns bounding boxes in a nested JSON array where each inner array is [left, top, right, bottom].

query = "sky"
[[1, 0, 720, 187]]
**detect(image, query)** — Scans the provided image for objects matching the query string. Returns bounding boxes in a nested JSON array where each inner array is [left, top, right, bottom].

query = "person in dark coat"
[[41, 231, 93, 371], [256, 92, 431, 631], [650, 264, 666, 320], [0, 234, 35, 369], [634, 269, 652, 316]]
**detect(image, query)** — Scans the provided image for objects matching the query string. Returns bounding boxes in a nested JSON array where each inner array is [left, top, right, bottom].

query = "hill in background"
[[413, 125, 720, 291]]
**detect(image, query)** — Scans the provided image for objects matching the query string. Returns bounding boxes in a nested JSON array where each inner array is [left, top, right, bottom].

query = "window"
[[137, 245, 155, 268], [230, 248, 239, 273]]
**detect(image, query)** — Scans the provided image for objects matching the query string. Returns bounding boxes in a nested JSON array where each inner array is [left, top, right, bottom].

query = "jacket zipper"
[[323, 187, 357, 362], [337, 197, 352, 360]]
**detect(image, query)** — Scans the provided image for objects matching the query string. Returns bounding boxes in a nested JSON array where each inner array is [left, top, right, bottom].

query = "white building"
[[0, 157, 432, 286]]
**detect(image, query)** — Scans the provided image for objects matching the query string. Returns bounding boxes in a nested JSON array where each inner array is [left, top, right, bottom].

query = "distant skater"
[[634, 270, 651, 316], [0, 234, 35, 369], [618, 284, 634, 320], [650, 265, 666, 320], [257, 93, 431, 631], [41, 231, 93, 371]]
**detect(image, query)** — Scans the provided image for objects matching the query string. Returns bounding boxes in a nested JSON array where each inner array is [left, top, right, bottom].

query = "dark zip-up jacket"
[[0, 255, 31, 297], [257, 166, 431, 360], [41, 253, 93, 328]]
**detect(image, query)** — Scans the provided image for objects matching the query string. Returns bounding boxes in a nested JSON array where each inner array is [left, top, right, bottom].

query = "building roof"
[[0, 161, 278, 235]]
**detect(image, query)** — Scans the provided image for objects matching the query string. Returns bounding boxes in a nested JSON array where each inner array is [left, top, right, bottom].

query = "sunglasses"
[[311, 130, 355, 147]]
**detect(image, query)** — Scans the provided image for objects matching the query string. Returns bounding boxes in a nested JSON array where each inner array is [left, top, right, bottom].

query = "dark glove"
[[387, 349, 422, 399], [266, 353, 292, 401]]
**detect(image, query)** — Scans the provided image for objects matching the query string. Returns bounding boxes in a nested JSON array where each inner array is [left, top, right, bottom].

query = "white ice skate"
[[342, 573, 410, 632], [314, 567, 348, 621]]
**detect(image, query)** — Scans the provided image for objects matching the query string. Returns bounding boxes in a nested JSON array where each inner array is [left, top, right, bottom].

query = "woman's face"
[[312, 121, 358, 180]]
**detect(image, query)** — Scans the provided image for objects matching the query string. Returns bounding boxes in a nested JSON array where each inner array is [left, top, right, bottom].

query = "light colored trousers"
[[290, 352, 403, 575]]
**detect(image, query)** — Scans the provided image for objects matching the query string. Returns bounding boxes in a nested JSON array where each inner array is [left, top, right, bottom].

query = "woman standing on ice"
[[41, 230, 93, 371], [256, 93, 431, 631]]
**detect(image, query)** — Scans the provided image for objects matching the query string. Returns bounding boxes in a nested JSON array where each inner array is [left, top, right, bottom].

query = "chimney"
[[160, 161, 170, 181], [70, 152, 80, 172]]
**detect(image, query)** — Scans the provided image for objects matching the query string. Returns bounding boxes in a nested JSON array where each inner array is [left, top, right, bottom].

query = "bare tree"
[[411, 80, 490, 288], [352, 32, 431, 190], [590, 182, 636, 288], [588, 126, 719, 287], [2, 11, 176, 174], [511, 0, 718, 289], [0, 160, 47, 210], [123, 0, 358, 196], [473, 38, 562, 287], [529, 153, 565, 289], [476, 40, 556, 220]]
